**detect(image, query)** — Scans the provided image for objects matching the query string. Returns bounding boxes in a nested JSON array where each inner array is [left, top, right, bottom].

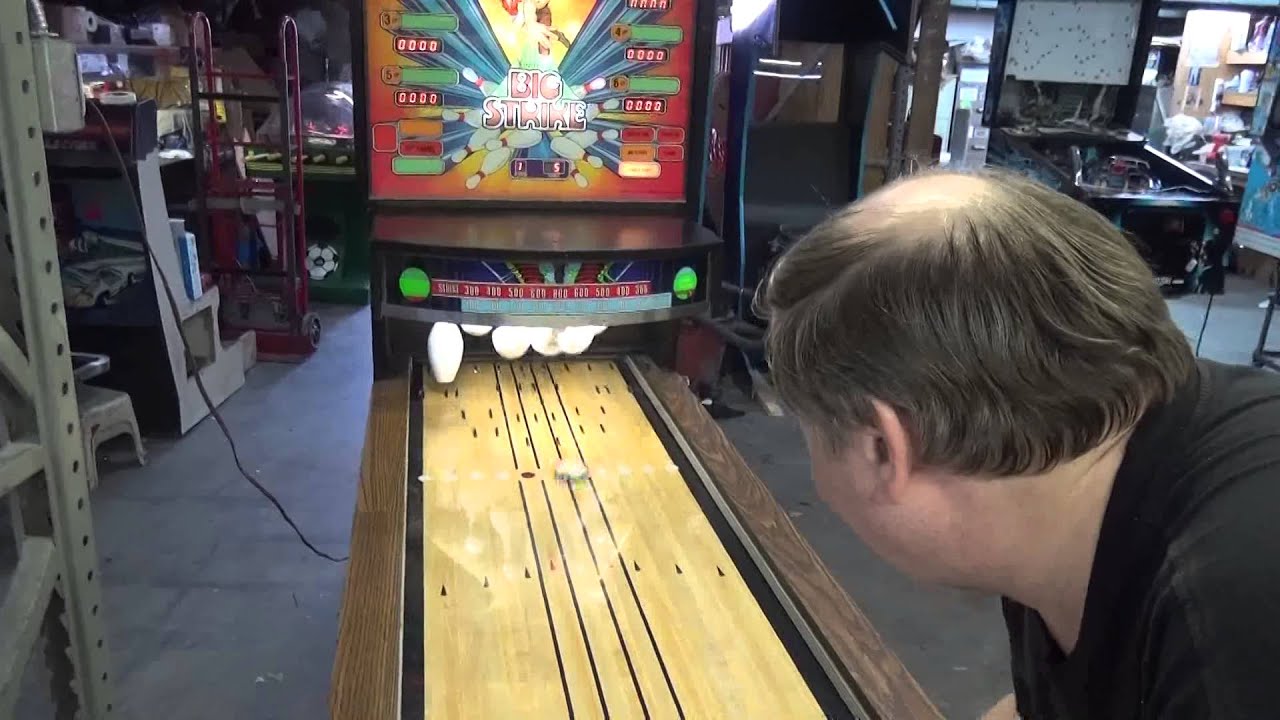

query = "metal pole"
[[0, 6, 115, 717]]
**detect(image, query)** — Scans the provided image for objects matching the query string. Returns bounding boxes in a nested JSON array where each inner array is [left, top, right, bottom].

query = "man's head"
[[759, 169, 1194, 584]]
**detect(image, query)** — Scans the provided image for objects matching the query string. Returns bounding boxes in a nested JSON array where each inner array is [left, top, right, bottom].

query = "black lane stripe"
[[508, 364, 541, 469], [519, 480, 575, 718], [534, 363, 650, 717], [543, 364, 686, 719], [541, 480, 611, 718], [491, 364, 520, 470], [529, 363, 564, 461]]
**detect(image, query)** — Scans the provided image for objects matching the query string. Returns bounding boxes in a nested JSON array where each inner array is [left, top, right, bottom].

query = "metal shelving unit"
[[0, 2, 115, 717]]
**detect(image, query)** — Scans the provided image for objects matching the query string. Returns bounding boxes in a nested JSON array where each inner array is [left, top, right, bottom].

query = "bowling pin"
[[462, 67, 499, 95], [485, 129, 544, 151], [452, 128, 502, 162], [585, 98, 621, 122], [556, 327, 595, 355], [442, 107, 484, 128], [569, 77, 607, 99], [569, 168, 589, 188], [550, 136, 588, 162], [492, 326, 531, 360], [550, 136, 603, 169], [529, 327, 561, 357], [427, 322, 464, 384], [461, 324, 492, 337], [466, 146, 514, 189]]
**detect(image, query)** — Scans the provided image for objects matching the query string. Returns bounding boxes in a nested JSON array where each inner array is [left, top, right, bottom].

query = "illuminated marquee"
[[481, 69, 589, 132]]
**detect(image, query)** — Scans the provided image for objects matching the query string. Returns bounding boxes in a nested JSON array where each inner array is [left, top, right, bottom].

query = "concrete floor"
[[10, 273, 1274, 720]]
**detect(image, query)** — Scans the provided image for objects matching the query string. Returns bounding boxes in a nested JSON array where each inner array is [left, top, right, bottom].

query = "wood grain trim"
[[330, 376, 409, 720], [633, 358, 942, 720]]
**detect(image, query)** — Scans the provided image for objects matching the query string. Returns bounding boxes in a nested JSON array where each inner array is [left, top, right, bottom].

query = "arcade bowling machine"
[[331, 1, 941, 719]]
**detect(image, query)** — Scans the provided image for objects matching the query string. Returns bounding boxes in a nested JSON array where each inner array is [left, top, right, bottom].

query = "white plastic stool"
[[76, 383, 146, 489]]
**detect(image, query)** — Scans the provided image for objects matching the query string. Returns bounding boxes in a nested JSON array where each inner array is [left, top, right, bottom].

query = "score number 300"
[[622, 97, 667, 114], [394, 90, 441, 107]]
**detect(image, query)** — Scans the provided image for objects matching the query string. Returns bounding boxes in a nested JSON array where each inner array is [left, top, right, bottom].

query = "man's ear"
[[868, 399, 913, 503]]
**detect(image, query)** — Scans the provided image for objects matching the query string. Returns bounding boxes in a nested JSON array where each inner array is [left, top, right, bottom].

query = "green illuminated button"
[[399, 267, 431, 302], [400, 67, 460, 87], [629, 24, 684, 45], [673, 266, 698, 300], [399, 13, 459, 32], [626, 76, 681, 95], [392, 156, 446, 175]]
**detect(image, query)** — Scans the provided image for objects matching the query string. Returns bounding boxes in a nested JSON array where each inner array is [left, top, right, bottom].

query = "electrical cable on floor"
[[1195, 293, 1215, 358], [87, 101, 348, 563]]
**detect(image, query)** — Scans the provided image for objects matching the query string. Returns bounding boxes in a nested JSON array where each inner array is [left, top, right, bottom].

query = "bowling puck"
[[555, 459, 589, 484]]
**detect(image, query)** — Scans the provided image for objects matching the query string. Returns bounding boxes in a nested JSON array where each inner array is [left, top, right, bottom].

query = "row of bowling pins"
[[426, 322, 608, 384]]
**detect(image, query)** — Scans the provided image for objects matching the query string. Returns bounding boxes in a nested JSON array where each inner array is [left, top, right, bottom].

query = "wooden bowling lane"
[[543, 361, 825, 716], [421, 364, 572, 720], [420, 360, 826, 720]]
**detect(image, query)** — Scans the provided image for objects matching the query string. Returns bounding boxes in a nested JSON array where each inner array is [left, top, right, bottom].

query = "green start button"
[[673, 266, 698, 301], [399, 267, 431, 302]]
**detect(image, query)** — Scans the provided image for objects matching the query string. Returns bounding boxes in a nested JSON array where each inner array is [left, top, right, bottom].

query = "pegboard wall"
[[1005, 0, 1141, 84]]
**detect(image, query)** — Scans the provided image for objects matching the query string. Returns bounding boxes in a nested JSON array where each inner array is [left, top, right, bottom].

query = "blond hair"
[[758, 169, 1194, 476]]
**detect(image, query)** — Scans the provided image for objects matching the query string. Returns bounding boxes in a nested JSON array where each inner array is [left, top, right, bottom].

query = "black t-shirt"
[[1004, 360, 1280, 720]]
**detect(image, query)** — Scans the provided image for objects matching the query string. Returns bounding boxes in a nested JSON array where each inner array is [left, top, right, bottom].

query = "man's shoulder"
[[1153, 360, 1280, 564], [1155, 361, 1280, 513], [1192, 359, 1280, 429], [1134, 363, 1280, 718]]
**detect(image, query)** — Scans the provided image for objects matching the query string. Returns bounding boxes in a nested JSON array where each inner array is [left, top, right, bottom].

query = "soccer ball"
[[306, 244, 340, 280]]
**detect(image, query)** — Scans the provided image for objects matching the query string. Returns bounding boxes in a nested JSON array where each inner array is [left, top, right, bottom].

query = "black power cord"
[[1195, 293, 1215, 358], [87, 101, 347, 563]]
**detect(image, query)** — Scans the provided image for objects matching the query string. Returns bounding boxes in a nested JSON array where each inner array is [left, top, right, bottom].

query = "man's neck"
[[976, 433, 1133, 654]]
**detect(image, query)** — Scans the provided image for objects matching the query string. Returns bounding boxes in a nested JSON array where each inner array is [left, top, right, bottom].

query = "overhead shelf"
[[1226, 50, 1269, 65], [1222, 91, 1259, 108]]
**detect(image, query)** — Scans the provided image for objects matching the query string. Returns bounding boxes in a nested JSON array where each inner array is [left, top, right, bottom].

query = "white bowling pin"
[[550, 136, 587, 162], [492, 326, 531, 360], [442, 107, 484, 129], [530, 327, 561, 357], [466, 146, 514, 189], [569, 168, 588, 188], [461, 324, 492, 337], [585, 98, 621, 122], [569, 77, 607, 99], [427, 322, 464, 384], [462, 67, 499, 94], [452, 128, 501, 162], [556, 326, 595, 355]]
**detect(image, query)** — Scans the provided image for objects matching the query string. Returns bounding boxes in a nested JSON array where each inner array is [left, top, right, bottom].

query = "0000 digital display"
[[364, 0, 698, 203]]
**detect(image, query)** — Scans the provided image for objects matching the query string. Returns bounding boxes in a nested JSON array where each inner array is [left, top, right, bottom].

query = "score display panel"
[[364, 0, 697, 203]]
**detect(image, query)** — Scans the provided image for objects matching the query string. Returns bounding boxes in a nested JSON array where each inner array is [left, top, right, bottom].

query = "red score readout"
[[394, 89, 441, 107], [393, 36, 442, 54], [627, 0, 671, 9], [625, 46, 670, 63], [622, 97, 667, 114]]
